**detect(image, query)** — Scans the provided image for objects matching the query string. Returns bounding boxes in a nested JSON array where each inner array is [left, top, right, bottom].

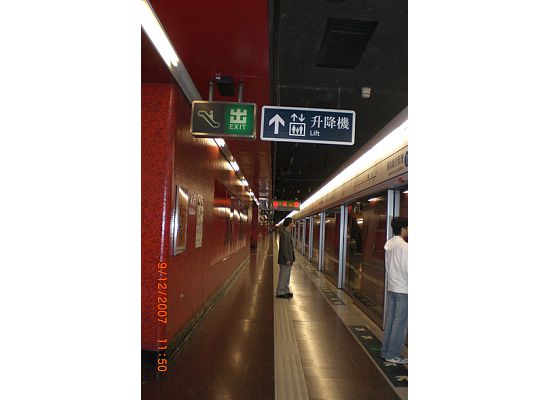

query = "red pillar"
[[141, 84, 177, 351]]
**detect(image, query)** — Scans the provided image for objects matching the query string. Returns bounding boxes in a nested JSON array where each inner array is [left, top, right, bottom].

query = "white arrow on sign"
[[395, 376, 408, 382], [269, 114, 285, 134]]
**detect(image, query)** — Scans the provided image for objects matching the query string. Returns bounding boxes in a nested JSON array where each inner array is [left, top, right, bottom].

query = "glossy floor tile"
[[290, 247, 406, 400], [142, 234, 403, 400], [275, 236, 400, 400], [142, 237, 275, 400]]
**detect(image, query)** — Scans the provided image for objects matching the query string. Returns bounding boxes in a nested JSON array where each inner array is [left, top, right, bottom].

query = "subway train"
[[279, 107, 408, 329]]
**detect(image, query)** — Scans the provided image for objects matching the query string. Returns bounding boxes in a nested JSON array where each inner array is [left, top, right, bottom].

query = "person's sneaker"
[[385, 356, 408, 364], [286, 292, 293, 297]]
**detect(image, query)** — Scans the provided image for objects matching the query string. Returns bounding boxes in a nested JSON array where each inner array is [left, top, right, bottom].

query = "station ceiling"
[[142, 0, 407, 222]]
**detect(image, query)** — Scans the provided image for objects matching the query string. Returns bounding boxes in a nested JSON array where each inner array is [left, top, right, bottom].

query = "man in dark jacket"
[[276, 217, 295, 299]]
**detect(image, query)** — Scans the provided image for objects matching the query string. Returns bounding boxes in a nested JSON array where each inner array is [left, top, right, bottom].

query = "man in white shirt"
[[380, 217, 408, 364]]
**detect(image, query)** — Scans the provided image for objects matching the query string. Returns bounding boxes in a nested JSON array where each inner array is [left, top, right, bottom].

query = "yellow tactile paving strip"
[[293, 249, 408, 400], [273, 236, 309, 400]]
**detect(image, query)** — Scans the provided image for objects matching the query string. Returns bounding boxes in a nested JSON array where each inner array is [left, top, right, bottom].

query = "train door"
[[323, 207, 341, 288], [294, 220, 302, 251], [295, 221, 298, 245], [312, 213, 321, 268], [382, 186, 408, 341], [343, 192, 388, 328], [308, 217, 314, 261], [304, 217, 312, 260], [297, 220, 301, 253], [301, 218, 307, 256]]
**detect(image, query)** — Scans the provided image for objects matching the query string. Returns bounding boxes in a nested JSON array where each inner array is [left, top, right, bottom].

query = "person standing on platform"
[[380, 217, 408, 364], [276, 217, 295, 299]]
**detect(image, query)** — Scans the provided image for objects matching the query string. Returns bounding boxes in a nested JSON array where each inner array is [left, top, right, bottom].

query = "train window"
[[399, 187, 408, 218]]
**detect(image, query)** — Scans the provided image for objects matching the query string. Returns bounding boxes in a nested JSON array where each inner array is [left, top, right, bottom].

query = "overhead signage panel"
[[258, 198, 269, 210], [260, 209, 274, 220], [260, 106, 355, 145], [191, 101, 256, 139], [271, 200, 301, 211]]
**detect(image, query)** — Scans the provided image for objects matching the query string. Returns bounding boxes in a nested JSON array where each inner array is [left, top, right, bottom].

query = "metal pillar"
[[338, 204, 348, 289], [308, 217, 314, 261], [319, 212, 326, 271], [383, 189, 396, 329], [394, 190, 401, 218], [386, 190, 396, 240], [208, 81, 214, 101], [238, 82, 244, 103], [295, 220, 299, 251], [301, 219, 306, 255]]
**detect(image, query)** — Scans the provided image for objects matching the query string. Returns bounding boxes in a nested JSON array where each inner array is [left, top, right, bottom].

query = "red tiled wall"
[[142, 83, 254, 350], [142, 84, 176, 351]]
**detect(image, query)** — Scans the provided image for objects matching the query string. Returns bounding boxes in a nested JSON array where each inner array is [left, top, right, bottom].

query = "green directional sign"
[[191, 101, 256, 139]]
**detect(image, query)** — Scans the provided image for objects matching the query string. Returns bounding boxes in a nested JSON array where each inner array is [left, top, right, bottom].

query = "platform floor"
[[142, 234, 405, 399]]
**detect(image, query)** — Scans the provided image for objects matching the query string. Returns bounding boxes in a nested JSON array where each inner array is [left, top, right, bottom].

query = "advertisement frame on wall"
[[173, 185, 189, 255]]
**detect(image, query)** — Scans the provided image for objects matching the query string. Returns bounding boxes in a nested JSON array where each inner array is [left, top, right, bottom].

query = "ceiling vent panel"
[[316, 18, 378, 69]]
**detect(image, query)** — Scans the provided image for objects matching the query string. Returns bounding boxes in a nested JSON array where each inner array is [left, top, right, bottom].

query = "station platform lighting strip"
[[276, 120, 408, 226], [141, 0, 259, 207]]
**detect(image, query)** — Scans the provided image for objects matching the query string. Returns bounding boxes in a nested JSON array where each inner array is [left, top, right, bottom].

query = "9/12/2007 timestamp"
[[156, 262, 169, 372], [157, 262, 168, 324]]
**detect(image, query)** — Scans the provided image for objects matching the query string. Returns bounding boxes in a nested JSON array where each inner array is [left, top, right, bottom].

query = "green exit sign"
[[191, 101, 256, 139]]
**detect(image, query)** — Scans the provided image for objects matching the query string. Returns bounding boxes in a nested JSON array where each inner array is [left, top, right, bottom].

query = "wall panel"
[[142, 83, 254, 350]]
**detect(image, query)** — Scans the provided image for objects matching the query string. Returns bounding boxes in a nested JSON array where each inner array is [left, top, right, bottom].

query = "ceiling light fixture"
[[140, 0, 179, 67], [300, 110, 407, 211], [300, 109, 408, 210], [140, 0, 200, 101], [361, 87, 372, 98]]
